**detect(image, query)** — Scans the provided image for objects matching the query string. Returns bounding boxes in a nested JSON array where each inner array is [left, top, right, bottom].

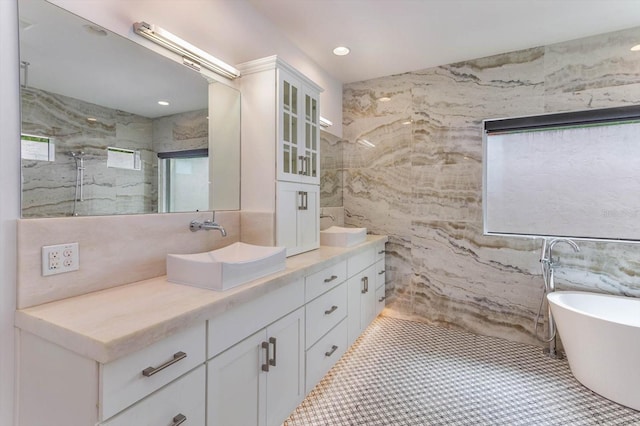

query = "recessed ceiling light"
[[83, 24, 108, 37], [158, 100, 170, 106], [377, 96, 391, 102], [333, 46, 350, 56], [631, 44, 640, 51]]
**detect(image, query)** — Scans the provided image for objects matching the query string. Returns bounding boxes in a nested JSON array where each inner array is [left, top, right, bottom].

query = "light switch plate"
[[42, 242, 79, 276]]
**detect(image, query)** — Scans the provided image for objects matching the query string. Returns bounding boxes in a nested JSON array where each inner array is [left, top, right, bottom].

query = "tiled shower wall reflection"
[[21, 87, 207, 217], [343, 27, 640, 346]]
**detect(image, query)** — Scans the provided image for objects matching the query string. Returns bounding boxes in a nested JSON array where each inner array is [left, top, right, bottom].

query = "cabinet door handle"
[[298, 155, 307, 175], [324, 275, 338, 283], [304, 191, 309, 210], [325, 345, 339, 357], [378, 250, 386, 254], [324, 305, 338, 315], [269, 337, 277, 367], [378, 296, 386, 302], [298, 191, 304, 210], [378, 270, 385, 275], [141, 351, 187, 377], [361, 276, 369, 294], [261, 341, 270, 372], [172, 414, 187, 426]]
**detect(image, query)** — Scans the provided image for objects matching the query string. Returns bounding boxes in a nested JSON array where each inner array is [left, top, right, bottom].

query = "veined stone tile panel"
[[411, 220, 542, 346], [342, 120, 412, 169], [411, 161, 482, 223], [544, 27, 640, 94], [543, 82, 640, 112], [343, 74, 413, 122], [381, 236, 413, 313], [320, 131, 344, 207]]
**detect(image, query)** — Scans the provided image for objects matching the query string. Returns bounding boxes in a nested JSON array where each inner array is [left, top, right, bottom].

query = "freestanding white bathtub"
[[547, 291, 640, 411]]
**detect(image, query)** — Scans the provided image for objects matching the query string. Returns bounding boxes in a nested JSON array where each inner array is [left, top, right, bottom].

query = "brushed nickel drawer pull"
[[361, 276, 369, 294], [324, 305, 338, 315], [378, 270, 385, 275], [262, 341, 270, 372], [172, 413, 187, 426], [269, 337, 277, 367], [379, 296, 386, 302], [142, 351, 187, 377], [324, 275, 338, 283], [378, 250, 386, 254], [325, 345, 339, 357]]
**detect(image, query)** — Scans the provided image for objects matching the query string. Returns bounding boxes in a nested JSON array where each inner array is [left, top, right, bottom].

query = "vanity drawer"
[[305, 260, 347, 302], [101, 365, 205, 426], [305, 281, 348, 348], [347, 248, 375, 277], [100, 322, 206, 420], [305, 319, 347, 394]]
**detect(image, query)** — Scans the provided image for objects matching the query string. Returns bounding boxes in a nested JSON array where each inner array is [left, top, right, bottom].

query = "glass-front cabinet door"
[[278, 68, 320, 184]]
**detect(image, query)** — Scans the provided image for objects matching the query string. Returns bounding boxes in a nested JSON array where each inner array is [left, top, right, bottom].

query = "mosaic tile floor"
[[285, 316, 640, 426]]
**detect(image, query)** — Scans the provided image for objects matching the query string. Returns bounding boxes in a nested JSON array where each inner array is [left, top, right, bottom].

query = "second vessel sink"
[[320, 226, 367, 247], [166, 242, 286, 291]]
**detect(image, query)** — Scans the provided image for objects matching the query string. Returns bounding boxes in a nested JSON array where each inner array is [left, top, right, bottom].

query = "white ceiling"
[[247, 0, 640, 83]]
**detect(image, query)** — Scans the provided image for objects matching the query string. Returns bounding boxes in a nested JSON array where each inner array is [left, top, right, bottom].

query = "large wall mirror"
[[19, 0, 240, 218]]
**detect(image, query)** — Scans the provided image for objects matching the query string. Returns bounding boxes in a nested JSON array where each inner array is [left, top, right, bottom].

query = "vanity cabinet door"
[[347, 264, 377, 346], [208, 329, 266, 426], [276, 181, 319, 256], [207, 307, 305, 426]]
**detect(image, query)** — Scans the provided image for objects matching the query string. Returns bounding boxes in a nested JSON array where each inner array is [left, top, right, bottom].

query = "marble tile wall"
[[343, 26, 640, 346], [320, 130, 344, 208], [21, 87, 207, 217]]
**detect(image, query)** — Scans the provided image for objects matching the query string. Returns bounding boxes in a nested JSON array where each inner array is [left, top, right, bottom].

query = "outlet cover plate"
[[42, 242, 79, 276]]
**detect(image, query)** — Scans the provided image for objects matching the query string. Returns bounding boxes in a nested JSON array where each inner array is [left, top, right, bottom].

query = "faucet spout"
[[189, 212, 227, 236]]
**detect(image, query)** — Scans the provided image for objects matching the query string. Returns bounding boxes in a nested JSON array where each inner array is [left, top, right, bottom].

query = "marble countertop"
[[15, 235, 387, 364]]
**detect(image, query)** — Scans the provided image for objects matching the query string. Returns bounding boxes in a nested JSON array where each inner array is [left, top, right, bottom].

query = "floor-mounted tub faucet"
[[536, 238, 579, 358], [190, 211, 227, 236]]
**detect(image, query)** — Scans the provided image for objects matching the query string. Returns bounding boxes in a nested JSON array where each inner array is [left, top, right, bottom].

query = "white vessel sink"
[[320, 226, 367, 247], [166, 242, 286, 291]]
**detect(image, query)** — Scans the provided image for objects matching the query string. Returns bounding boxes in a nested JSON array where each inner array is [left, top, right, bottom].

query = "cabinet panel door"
[[265, 307, 306, 426], [297, 184, 319, 252], [278, 69, 301, 182], [276, 181, 299, 252], [360, 265, 378, 329], [347, 274, 363, 346], [208, 330, 266, 426]]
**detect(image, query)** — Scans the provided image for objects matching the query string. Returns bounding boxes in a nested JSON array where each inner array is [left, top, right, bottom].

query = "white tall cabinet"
[[239, 56, 322, 256]]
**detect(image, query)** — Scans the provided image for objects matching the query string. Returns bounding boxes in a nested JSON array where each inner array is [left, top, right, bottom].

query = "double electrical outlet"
[[42, 242, 79, 276]]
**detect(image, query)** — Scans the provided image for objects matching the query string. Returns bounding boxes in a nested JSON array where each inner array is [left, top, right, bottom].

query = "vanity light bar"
[[133, 22, 240, 80]]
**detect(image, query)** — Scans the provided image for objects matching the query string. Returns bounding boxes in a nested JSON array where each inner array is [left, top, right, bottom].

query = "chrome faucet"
[[190, 211, 227, 236], [320, 210, 335, 221], [537, 237, 579, 358]]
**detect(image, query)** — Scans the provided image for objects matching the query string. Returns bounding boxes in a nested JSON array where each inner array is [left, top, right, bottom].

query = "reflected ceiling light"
[[158, 100, 170, 106], [86, 117, 97, 122], [333, 46, 350, 56], [631, 44, 640, 51], [402, 119, 413, 125], [319, 116, 333, 128], [377, 96, 391, 102], [133, 22, 240, 79], [356, 138, 375, 148]]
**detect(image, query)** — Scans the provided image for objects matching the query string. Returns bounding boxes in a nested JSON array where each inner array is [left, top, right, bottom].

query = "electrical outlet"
[[42, 242, 79, 276]]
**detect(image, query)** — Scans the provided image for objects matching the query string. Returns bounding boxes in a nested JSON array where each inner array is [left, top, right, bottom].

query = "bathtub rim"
[[547, 290, 640, 329]]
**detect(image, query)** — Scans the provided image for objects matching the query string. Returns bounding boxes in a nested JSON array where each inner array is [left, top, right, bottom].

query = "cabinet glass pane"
[[312, 152, 317, 177], [284, 113, 290, 142], [291, 86, 298, 114], [291, 116, 298, 144], [292, 146, 298, 174], [284, 82, 290, 112], [312, 99, 317, 124], [305, 95, 311, 121], [284, 145, 290, 173], [312, 124, 317, 150], [305, 123, 311, 149]]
